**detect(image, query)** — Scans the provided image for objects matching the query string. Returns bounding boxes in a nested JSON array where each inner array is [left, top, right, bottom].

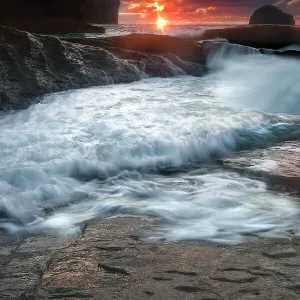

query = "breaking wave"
[[1, 48, 300, 243]]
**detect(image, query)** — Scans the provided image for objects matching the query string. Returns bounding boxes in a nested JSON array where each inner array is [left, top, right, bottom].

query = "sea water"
[[1, 29, 300, 243]]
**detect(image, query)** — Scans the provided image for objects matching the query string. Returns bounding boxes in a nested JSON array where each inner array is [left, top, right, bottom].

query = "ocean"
[[64, 24, 239, 39], [1, 24, 300, 244]]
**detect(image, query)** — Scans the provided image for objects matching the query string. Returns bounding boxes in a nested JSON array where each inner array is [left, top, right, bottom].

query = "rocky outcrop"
[[221, 141, 300, 192], [0, 26, 206, 110], [0, 25, 140, 110], [0, 0, 120, 34], [1, 218, 300, 300], [0, 19, 105, 34], [0, 0, 120, 24], [200, 25, 300, 49], [250, 5, 295, 26], [2, 24, 300, 111], [81, 0, 120, 24], [68, 34, 207, 64]]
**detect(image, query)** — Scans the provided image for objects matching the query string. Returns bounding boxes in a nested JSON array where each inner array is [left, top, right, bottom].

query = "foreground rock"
[[0, 26, 139, 110], [1, 25, 299, 111], [200, 25, 300, 49], [250, 5, 295, 26], [68, 34, 207, 63], [0, 26, 205, 110], [0, 218, 300, 300], [222, 141, 300, 192]]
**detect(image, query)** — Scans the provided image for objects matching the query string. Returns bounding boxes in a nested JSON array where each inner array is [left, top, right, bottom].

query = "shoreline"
[[1, 24, 300, 111], [1, 22, 300, 300]]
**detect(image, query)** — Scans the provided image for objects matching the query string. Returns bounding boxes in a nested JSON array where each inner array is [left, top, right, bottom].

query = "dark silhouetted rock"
[[0, 0, 120, 24], [200, 25, 300, 49], [0, 18, 105, 34], [249, 5, 295, 25]]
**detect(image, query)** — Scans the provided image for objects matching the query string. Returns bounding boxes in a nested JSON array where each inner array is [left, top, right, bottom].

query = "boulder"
[[249, 5, 295, 26]]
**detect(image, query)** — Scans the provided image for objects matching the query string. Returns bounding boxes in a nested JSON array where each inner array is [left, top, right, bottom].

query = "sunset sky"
[[119, 0, 300, 24]]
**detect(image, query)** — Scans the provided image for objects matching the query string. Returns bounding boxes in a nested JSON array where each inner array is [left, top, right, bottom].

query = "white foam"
[[248, 159, 277, 172], [0, 57, 300, 243]]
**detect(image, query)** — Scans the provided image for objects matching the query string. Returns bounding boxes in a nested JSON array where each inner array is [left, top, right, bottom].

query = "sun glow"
[[154, 1, 169, 34], [156, 15, 168, 33]]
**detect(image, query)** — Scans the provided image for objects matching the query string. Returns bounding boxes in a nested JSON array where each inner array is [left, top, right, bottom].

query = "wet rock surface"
[[0, 26, 206, 110], [222, 141, 300, 192], [1, 218, 300, 299], [0, 25, 140, 110], [1, 25, 300, 111], [200, 25, 300, 49]]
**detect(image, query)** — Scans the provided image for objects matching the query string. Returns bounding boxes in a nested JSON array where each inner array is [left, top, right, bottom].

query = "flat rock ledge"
[[1, 218, 300, 300], [222, 141, 300, 193]]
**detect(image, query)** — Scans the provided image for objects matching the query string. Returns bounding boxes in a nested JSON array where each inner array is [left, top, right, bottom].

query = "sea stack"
[[0, 0, 120, 33], [0, 0, 120, 23], [249, 5, 295, 25]]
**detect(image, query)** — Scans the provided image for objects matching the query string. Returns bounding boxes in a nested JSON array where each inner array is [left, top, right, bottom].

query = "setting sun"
[[156, 15, 168, 33]]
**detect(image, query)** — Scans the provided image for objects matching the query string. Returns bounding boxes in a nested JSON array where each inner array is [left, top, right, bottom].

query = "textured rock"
[[0, 25, 141, 110], [0, 26, 206, 110], [200, 25, 300, 49], [0, 218, 300, 300], [68, 34, 207, 64], [221, 141, 300, 192], [1, 25, 299, 111], [250, 5, 295, 26], [0, 0, 120, 24]]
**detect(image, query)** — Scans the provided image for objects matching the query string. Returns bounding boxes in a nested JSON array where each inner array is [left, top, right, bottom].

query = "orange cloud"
[[120, 1, 276, 24], [207, 6, 217, 12], [128, 3, 141, 9]]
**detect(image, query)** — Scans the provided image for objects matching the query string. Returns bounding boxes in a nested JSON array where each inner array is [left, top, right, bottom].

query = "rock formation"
[[0, 19, 106, 34], [0, 0, 121, 24], [0, 25, 137, 110], [200, 25, 300, 49], [0, 0, 120, 33], [249, 5, 295, 26], [0, 26, 205, 110]]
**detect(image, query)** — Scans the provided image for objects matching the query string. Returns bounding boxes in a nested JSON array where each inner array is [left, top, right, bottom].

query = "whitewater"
[[1, 42, 300, 243]]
